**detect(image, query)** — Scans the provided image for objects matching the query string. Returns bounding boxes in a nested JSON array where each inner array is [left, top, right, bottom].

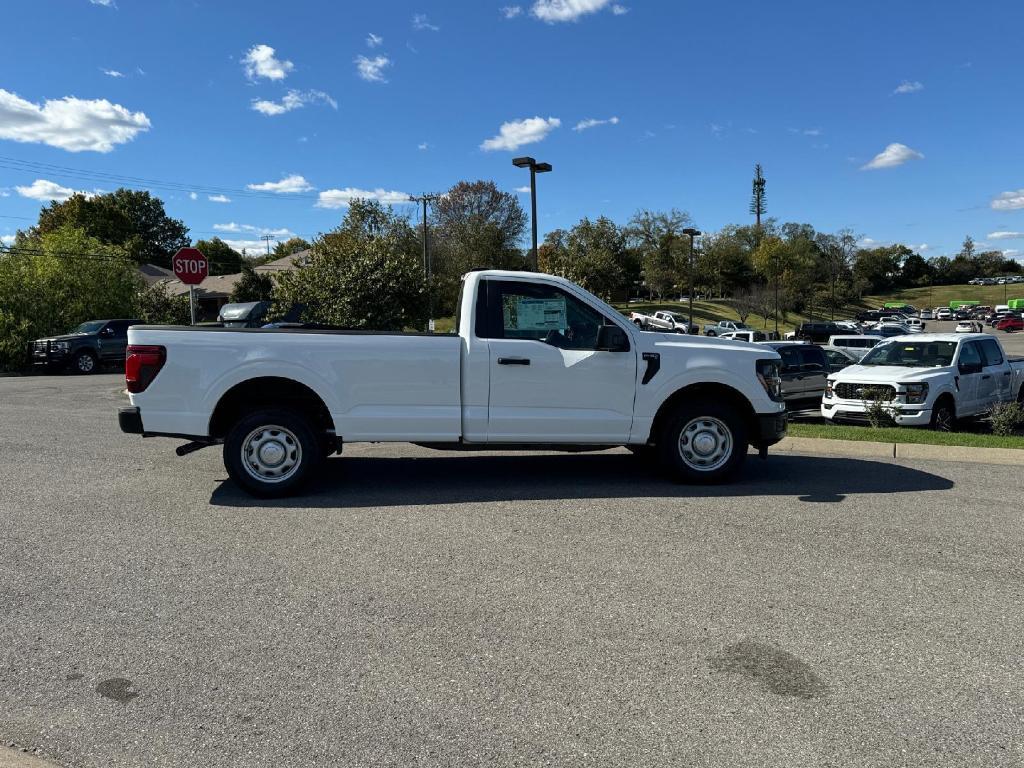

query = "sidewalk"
[[770, 435, 1023, 465]]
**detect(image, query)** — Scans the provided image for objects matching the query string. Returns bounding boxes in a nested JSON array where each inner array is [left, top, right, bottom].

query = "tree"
[[960, 235, 975, 261], [750, 163, 766, 236], [431, 180, 528, 312], [134, 283, 191, 325], [816, 229, 857, 318], [33, 189, 189, 267], [231, 261, 274, 303], [538, 216, 629, 300], [193, 237, 243, 275], [272, 237, 311, 258], [752, 236, 793, 332], [625, 209, 693, 299], [0, 226, 140, 369], [273, 200, 426, 330]]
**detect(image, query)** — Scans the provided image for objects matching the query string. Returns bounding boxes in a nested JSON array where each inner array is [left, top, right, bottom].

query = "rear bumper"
[[753, 410, 787, 447], [118, 406, 144, 434]]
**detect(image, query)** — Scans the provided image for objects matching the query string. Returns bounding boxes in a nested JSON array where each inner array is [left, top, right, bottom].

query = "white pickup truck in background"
[[628, 309, 690, 333], [120, 270, 788, 496], [822, 333, 1024, 429]]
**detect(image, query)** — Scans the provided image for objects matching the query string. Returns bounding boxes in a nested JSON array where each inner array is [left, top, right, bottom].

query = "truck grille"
[[834, 383, 896, 401], [32, 341, 47, 352]]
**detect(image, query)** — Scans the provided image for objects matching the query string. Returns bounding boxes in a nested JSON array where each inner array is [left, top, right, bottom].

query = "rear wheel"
[[224, 408, 322, 497], [659, 400, 747, 484]]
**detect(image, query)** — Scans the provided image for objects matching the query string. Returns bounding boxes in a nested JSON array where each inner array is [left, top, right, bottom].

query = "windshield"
[[859, 340, 957, 367], [70, 321, 105, 334]]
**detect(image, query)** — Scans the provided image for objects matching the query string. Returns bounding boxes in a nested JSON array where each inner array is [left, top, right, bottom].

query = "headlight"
[[756, 359, 783, 401], [52, 341, 69, 352], [824, 379, 834, 399], [904, 382, 929, 404]]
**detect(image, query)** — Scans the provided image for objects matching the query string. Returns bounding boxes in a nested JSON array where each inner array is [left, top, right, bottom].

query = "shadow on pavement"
[[209, 451, 954, 508]]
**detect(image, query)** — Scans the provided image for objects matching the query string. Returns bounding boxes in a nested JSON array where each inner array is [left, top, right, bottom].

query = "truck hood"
[[34, 332, 92, 343], [831, 364, 950, 383], [645, 333, 780, 359]]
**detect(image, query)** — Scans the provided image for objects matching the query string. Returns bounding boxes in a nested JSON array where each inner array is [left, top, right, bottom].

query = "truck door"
[[954, 341, 984, 415], [978, 338, 1011, 402], [480, 280, 637, 443]]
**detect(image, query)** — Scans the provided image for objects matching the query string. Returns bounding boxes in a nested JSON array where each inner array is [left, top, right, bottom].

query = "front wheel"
[[659, 401, 747, 484], [71, 350, 97, 374], [223, 408, 322, 497], [930, 399, 956, 432]]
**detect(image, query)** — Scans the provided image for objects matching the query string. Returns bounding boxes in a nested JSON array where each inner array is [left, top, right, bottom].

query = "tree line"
[[1, 180, 1020, 369]]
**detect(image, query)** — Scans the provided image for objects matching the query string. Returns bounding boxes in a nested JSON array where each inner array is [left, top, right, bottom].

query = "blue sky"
[[2, 0, 1023, 262]]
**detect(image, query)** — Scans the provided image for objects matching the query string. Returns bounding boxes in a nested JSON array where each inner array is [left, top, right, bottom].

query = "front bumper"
[[119, 406, 144, 434], [752, 410, 787, 447], [821, 400, 931, 426]]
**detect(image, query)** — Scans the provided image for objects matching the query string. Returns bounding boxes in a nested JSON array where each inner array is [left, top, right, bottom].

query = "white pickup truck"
[[822, 333, 1024, 429], [119, 270, 788, 496], [628, 309, 689, 333]]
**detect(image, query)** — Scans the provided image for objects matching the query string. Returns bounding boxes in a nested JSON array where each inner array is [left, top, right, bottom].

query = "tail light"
[[125, 345, 166, 393]]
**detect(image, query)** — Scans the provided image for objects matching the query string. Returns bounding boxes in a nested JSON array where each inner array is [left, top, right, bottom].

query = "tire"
[[71, 350, 97, 375], [930, 398, 956, 432], [223, 408, 322, 498], [659, 400, 747, 484]]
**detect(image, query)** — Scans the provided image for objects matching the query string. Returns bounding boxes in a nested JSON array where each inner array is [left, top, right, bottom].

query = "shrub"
[[986, 401, 1024, 437], [860, 387, 899, 428]]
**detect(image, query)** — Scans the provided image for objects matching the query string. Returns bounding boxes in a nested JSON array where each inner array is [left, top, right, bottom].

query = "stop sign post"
[[172, 247, 208, 324]]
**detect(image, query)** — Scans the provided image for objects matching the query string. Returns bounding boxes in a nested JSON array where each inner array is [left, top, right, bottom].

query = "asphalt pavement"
[[1, 373, 1022, 768]]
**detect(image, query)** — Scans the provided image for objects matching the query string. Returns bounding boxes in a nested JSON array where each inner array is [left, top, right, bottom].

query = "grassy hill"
[[864, 283, 1024, 310]]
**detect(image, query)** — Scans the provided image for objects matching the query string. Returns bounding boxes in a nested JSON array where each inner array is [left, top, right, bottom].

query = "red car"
[[995, 315, 1024, 332]]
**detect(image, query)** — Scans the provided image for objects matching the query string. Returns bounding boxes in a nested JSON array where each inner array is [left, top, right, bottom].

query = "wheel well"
[[648, 383, 758, 445], [934, 393, 956, 414], [209, 377, 335, 439]]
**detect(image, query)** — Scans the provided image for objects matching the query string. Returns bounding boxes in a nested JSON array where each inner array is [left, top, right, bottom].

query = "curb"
[[1, 747, 59, 768], [770, 436, 1023, 466]]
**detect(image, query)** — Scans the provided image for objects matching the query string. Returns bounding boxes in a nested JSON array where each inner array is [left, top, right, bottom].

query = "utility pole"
[[409, 193, 440, 331], [260, 234, 274, 255], [682, 228, 701, 332]]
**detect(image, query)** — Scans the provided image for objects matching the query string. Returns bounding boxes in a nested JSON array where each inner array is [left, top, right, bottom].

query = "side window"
[[799, 347, 826, 372], [958, 342, 983, 369], [108, 321, 129, 338], [778, 347, 801, 372], [489, 281, 608, 351], [980, 339, 1003, 367]]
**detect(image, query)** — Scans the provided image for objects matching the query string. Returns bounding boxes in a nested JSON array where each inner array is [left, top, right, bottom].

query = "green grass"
[[865, 283, 1024, 311], [788, 422, 1024, 449], [612, 299, 812, 333]]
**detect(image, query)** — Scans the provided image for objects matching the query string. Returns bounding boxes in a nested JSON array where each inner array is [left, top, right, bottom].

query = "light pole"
[[409, 193, 440, 331], [682, 228, 701, 331], [512, 156, 552, 268]]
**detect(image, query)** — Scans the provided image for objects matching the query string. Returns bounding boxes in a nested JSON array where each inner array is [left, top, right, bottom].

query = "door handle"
[[1003, 372, 1011, 377], [497, 357, 530, 366], [982, 374, 991, 380]]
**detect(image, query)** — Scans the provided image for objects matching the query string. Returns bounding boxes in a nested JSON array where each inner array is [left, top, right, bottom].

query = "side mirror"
[[101, 327, 115, 337], [596, 325, 630, 352], [958, 361, 981, 375]]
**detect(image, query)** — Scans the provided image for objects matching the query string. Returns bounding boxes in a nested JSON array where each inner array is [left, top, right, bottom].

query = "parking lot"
[[1, 372, 1022, 768]]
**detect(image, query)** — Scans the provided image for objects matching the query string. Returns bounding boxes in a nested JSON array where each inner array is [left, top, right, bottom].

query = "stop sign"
[[172, 247, 208, 285]]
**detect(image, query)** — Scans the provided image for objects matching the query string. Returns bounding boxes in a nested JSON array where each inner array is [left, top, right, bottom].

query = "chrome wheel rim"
[[678, 416, 733, 471], [241, 425, 301, 483], [933, 408, 953, 432], [77, 354, 94, 373]]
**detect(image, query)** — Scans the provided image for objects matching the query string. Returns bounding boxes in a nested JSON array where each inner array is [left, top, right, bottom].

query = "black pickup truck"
[[31, 319, 140, 374]]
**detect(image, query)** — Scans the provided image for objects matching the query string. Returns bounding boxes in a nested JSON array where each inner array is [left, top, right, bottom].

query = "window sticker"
[[506, 297, 567, 331]]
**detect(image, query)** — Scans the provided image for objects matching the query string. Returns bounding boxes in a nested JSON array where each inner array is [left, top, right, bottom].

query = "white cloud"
[[573, 116, 619, 132], [189, 192, 198, 200], [213, 222, 242, 233], [208, 194, 231, 203], [16, 178, 78, 202], [1, 234, 15, 245], [418, 142, 429, 150], [1002, 249, 1020, 258], [214, 223, 293, 238], [514, 186, 531, 193], [366, 33, 384, 48], [611, 4, 628, 13], [911, 243, 929, 252], [480, 116, 560, 151], [988, 231, 1024, 240], [0, 189, 9, 197], [412, 13, 440, 31], [532, 0, 613, 22], [355, 55, 391, 83], [251, 89, 336, 116], [242, 44, 294, 81], [246, 174, 314, 194], [316, 187, 411, 209], [89, 0, 116, 6], [222, 238, 275, 254], [0, 88, 150, 153], [788, 127, 821, 136], [502, 5, 523, 18], [101, 69, 124, 78], [860, 142, 924, 170], [894, 80, 924, 95], [991, 189, 1024, 211]]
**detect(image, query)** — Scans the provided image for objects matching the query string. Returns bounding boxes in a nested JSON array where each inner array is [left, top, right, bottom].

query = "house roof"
[[158, 272, 242, 298], [254, 249, 311, 273], [137, 263, 175, 285]]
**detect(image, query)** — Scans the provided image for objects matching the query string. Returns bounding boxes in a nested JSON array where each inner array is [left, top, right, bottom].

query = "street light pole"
[[682, 228, 701, 332], [409, 193, 439, 331], [512, 156, 552, 268]]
